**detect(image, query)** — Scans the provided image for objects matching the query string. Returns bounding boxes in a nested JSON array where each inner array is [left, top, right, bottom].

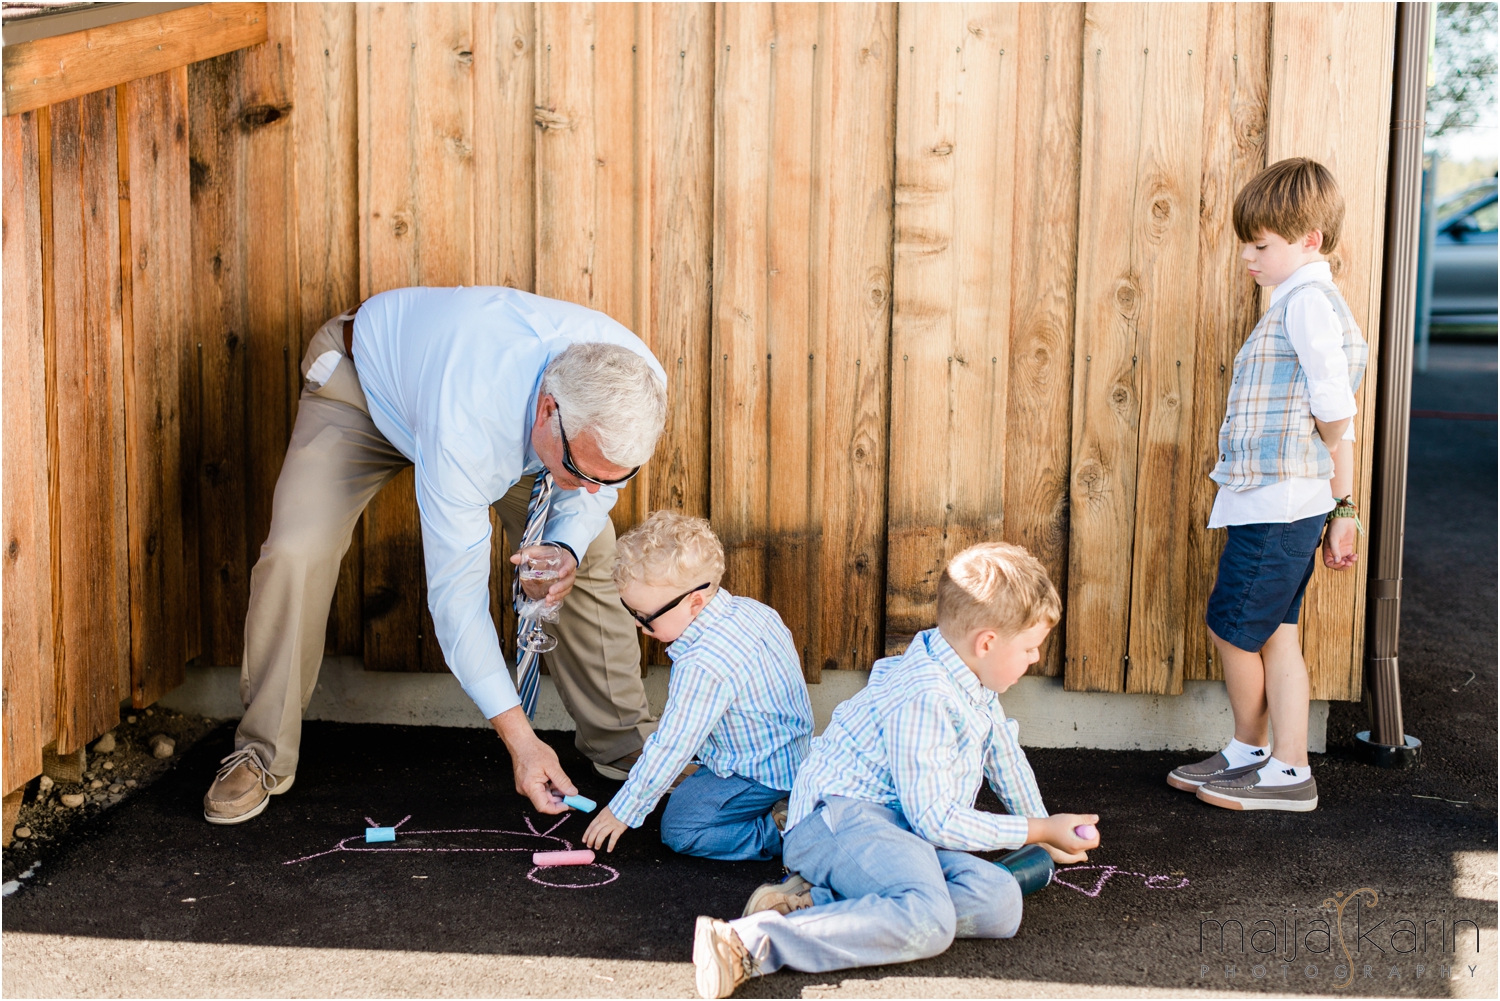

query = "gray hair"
[[540, 342, 667, 468]]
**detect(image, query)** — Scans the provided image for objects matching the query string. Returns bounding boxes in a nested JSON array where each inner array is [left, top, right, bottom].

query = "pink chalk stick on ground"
[[532, 849, 596, 866], [1074, 824, 1098, 841]]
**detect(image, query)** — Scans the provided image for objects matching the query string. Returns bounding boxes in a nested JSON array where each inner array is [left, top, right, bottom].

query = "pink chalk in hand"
[[1074, 824, 1098, 841], [532, 849, 596, 867]]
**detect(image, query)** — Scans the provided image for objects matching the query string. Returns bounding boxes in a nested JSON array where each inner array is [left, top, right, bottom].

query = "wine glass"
[[517, 543, 564, 655]]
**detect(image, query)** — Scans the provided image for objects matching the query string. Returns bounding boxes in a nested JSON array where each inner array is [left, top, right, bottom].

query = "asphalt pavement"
[[3, 342, 1495, 998]]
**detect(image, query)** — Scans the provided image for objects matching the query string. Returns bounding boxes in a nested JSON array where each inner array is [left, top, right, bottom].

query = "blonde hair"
[[936, 542, 1061, 639], [613, 510, 726, 592], [1233, 157, 1345, 256]]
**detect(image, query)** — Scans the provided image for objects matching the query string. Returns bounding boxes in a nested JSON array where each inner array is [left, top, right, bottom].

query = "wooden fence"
[[2, 2, 1397, 795]]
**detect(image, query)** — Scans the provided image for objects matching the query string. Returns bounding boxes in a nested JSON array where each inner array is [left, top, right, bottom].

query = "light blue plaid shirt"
[[608, 589, 813, 828], [787, 628, 1049, 851]]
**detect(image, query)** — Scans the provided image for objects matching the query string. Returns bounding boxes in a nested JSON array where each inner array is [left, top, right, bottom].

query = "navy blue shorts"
[[1205, 514, 1325, 652]]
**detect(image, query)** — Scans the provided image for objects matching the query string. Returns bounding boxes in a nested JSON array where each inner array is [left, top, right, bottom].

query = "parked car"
[[1430, 178, 1497, 327]]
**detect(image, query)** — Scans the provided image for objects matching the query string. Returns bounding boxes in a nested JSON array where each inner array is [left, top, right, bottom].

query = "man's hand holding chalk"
[[582, 806, 629, 853]]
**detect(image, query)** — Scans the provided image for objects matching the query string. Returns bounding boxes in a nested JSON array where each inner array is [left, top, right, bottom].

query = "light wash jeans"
[[730, 797, 1023, 975], [659, 768, 787, 861]]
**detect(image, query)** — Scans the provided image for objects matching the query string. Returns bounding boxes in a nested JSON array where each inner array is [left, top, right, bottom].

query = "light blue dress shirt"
[[786, 628, 1049, 851], [608, 590, 814, 828], [350, 286, 667, 720]]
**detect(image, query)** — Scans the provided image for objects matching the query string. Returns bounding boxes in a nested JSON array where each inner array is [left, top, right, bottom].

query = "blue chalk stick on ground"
[[562, 794, 596, 813], [365, 827, 396, 843]]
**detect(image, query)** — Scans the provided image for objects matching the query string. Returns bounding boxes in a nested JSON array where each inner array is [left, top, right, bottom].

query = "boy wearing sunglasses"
[[582, 511, 813, 861]]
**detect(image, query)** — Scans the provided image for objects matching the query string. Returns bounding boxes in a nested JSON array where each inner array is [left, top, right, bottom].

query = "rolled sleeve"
[[415, 473, 519, 721], [1285, 291, 1358, 424]]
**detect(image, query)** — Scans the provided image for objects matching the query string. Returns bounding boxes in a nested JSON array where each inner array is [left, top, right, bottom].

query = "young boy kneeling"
[[691, 542, 1099, 998], [583, 511, 813, 861]]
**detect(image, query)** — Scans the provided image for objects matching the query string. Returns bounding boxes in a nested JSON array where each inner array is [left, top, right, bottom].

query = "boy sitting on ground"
[[1167, 158, 1366, 813], [582, 511, 813, 861], [690, 542, 1100, 999]]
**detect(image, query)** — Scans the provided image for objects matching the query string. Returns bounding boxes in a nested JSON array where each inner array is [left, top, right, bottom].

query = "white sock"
[[1255, 757, 1311, 786], [1221, 738, 1270, 769]]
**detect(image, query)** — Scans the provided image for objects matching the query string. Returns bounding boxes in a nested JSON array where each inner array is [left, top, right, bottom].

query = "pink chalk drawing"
[[1052, 864, 1190, 898], [283, 813, 619, 890]]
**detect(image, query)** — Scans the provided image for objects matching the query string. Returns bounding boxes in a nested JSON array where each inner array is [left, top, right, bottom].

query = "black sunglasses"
[[621, 582, 712, 629], [555, 403, 640, 488]]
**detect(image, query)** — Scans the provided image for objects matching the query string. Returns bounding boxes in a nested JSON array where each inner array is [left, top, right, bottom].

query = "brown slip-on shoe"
[[693, 916, 750, 999], [203, 748, 293, 825], [1197, 769, 1318, 812], [742, 871, 812, 918], [1166, 750, 1265, 792]]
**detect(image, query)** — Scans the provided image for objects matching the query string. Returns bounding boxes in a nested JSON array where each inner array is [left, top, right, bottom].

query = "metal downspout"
[[1359, 1, 1430, 767]]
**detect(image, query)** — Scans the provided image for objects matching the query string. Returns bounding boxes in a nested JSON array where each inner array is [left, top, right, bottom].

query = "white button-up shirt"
[[350, 286, 667, 720], [1208, 262, 1358, 528], [786, 628, 1049, 851]]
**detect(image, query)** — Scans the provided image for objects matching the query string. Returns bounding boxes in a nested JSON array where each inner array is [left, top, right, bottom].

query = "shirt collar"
[[666, 587, 732, 659], [919, 628, 997, 710], [1269, 261, 1332, 306]]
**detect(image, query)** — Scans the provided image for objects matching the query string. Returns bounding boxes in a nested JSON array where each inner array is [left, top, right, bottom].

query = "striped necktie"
[[512, 472, 555, 719]]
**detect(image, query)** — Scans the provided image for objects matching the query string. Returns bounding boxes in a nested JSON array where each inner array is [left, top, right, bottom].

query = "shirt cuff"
[[607, 786, 652, 828], [461, 670, 522, 721]]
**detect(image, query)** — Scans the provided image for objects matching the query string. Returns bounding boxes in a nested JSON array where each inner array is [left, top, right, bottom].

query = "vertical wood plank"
[[1003, 3, 1086, 676], [292, 1, 364, 657], [1184, 3, 1271, 683], [536, 2, 649, 538], [1266, 2, 1396, 701], [358, 1, 475, 672], [812, 3, 896, 679], [713, 3, 895, 680], [3, 110, 53, 790], [119, 68, 191, 706], [49, 90, 127, 750], [474, 1, 537, 291], [1066, 4, 1208, 695], [889, 3, 1021, 651], [189, 55, 251, 665]]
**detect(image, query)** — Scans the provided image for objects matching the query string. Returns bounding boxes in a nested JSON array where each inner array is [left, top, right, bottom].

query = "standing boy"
[[1168, 158, 1367, 812], [691, 542, 1099, 998], [582, 511, 813, 861]]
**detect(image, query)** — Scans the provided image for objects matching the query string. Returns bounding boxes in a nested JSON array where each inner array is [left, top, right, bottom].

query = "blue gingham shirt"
[[787, 628, 1048, 851], [608, 590, 813, 828]]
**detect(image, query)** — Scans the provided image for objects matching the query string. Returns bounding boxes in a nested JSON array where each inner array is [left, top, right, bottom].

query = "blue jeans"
[[730, 797, 1023, 975], [659, 768, 786, 861]]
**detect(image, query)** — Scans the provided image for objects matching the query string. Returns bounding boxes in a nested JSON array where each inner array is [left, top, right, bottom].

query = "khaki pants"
[[234, 314, 654, 778]]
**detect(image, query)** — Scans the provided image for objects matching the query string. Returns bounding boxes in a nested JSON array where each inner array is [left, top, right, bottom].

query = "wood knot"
[[930, 142, 954, 156], [1110, 384, 1130, 408], [239, 104, 288, 130], [393, 217, 409, 237], [1114, 278, 1140, 319], [534, 108, 572, 131]]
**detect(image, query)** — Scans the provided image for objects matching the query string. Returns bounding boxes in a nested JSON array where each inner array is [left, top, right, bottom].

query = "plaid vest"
[[1210, 280, 1368, 489]]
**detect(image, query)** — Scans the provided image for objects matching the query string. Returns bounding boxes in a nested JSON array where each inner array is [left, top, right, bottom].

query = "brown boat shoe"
[[741, 871, 813, 918], [203, 748, 294, 825], [1197, 768, 1318, 812], [1166, 750, 1266, 792]]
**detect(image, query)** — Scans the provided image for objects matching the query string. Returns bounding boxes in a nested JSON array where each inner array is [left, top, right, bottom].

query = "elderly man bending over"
[[204, 286, 668, 824]]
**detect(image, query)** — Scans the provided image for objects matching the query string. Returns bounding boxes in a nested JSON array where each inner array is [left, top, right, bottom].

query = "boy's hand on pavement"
[[582, 807, 629, 852], [1323, 518, 1358, 571]]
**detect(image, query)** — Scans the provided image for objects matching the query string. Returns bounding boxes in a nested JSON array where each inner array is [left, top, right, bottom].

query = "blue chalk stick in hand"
[[365, 827, 396, 843], [562, 794, 596, 813]]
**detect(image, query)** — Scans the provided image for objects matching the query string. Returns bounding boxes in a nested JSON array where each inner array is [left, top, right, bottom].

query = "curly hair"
[[613, 510, 726, 592]]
